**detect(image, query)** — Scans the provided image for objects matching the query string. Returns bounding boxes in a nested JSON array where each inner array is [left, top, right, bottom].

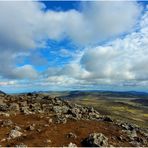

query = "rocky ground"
[[0, 92, 148, 147]]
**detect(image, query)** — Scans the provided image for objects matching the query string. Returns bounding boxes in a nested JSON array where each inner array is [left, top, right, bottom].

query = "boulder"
[[82, 133, 108, 147], [2, 119, 13, 127], [21, 106, 32, 115], [8, 129, 22, 139], [0, 103, 8, 111], [9, 103, 20, 112], [103, 116, 113, 122], [123, 129, 137, 140]]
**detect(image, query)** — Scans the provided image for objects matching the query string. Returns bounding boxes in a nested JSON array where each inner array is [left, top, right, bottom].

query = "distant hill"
[[58, 90, 148, 99], [0, 90, 6, 95], [132, 98, 148, 106]]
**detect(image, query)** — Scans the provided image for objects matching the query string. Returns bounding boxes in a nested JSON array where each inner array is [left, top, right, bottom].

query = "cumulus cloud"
[[80, 10, 148, 84], [12, 65, 38, 79], [73, 1, 142, 44], [0, 80, 16, 86], [0, 1, 147, 91], [44, 8, 148, 88], [0, 1, 142, 51]]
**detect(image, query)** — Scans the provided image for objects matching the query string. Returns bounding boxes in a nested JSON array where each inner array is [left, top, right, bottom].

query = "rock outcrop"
[[82, 133, 108, 147]]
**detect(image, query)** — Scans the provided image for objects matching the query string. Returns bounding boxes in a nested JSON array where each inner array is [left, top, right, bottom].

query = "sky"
[[0, 1, 148, 93]]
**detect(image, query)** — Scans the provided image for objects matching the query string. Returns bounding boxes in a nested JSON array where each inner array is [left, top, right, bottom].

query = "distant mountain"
[[59, 90, 148, 99], [0, 90, 6, 95]]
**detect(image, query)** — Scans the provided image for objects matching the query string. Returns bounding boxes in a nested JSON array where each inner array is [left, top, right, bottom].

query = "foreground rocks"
[[0, 92, 148, 147], [0, 93, 102, 122], [8, 129, 22, 139], [82, 133, 108, 147]]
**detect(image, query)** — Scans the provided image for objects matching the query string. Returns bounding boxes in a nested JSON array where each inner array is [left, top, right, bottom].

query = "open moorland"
[[49, 91, 148, 129]]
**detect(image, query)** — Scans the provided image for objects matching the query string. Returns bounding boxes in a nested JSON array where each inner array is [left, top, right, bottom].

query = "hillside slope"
[[0, 93, 148, 147]]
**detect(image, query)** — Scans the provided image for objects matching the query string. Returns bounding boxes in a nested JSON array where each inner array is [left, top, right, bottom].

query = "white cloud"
[[0, 80, 16, 86], [72, 1, 142, 44], [12, 65, 38, 79], [0, 1, 147, 91], [44, 9, 148, 87], [0, 1, 142, 50], [80, 10, 148, 84], [39, 6, 148, 89]]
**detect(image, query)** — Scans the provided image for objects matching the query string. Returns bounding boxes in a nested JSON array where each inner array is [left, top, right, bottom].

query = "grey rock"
[[2, 119, 13, 127], [55, 115, 67, 124], [26, 124, 35, 131], [9, 103, 20, 112], [0, 103, 8, 111], [15, 143, 27, 147], [130, 130, 137, 138], [130, 141, 141, 147], [134, 137, 147, 145], [123, 129, 137, 140], [14, 126, 21, 131], [82, 133, 108, 147], [21, 106, 32, 115], [8, 129, 22, 139], [53, 105, 69, 115]]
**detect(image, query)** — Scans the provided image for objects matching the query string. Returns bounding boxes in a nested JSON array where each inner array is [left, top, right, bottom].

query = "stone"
[[123, 129, 137, 140], [103, 116, 113, 122], [130, 141, 141, 147], [117, 135, 124, 141], [134, 137, 147, 145], [2, 119, 13, 127], [48, 118, 53, 123], [37, 129, 41, 132], [0, 103, 8, 111], [1, 138, 6, 142], [68, 142, 77, 147], [8, 129, 22, 139], [44, 124, 49, 127], [15, 143, 27, 147], [20, 101, 27, 107], [14, 126, 21, 131], [0, 112, 10, 117], [46, 139, 52, 143], [55, 115, 67, 124], [67, 132, 77, 139], [21, 107, 32, 115], [9, 103, 20, 112], [120, 123, 134, 131], [130, 130, 137, 138], [82, 133, 108, 147], [26, 124, 35, 131], [52, 105, 69, 115]]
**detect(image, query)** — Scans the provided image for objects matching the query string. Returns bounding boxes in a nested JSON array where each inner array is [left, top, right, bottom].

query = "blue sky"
[[0, 1, 148, 93]]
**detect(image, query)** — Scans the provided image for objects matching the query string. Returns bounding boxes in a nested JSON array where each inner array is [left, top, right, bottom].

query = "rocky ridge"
[[0, 92, 148, 147]]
